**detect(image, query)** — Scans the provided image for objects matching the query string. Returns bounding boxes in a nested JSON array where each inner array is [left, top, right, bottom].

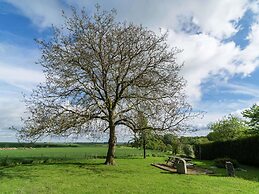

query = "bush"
[[152, 153, 157, 157], [194, 135, 259, 167], [182, 144, 194, 158], [21, 159, 34, 164], [214, 158, 239, 168], [0, 158, 12, 166], [0, 158, 37, 167], [0, 158, 18, 167]]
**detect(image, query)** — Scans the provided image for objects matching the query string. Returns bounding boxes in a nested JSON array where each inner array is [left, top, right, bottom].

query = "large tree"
[[20, 7, 192, 165]]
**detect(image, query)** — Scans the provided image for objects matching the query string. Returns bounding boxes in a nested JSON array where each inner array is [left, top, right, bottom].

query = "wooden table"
[[166, 156, 192, 167]]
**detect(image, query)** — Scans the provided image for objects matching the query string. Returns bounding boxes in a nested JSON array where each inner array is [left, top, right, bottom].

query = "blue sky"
[[0, 0, 259, 141]]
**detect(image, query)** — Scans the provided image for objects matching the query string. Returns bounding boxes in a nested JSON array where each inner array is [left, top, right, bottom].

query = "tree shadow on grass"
[[0, 165, 38, 180], [0, 157, 106, 167], [154, 164, 259, 183], [196, 171, 259, 183], [0, 160, 106, 181], [202, 166, 259, 183], [0, 156, 137, 179]]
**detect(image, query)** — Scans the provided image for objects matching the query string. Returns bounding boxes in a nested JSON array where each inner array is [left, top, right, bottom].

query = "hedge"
[[194, 135, 259, 167]]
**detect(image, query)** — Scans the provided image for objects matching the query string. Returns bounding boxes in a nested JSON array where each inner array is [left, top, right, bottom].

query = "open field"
[[0, 144, 259, 194], [0, 144, 160, 160]]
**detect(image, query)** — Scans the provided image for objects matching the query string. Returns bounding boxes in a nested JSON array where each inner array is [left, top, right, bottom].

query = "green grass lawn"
[[0, 145, 259, 194]]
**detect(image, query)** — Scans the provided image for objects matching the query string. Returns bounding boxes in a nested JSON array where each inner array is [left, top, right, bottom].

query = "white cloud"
[[191, 93, 259, 135], [69, 0, 248, 39], [237, 23, 259, 74], [167, 31, 240, 103], [189, 98, 252, 136], [166, 20, 259, 104], [0, 129, 17, 142], [4, 0, 255, 97], [0, 43, 44, 140], [61, 0, 255, 104], [0, 94, 24, 128], [222, 82, 259, 97], [191, 0, 248, 39], [249, 1, 259, 14], [0, 43, 44, 90], [7, 0, 248, 38], [0, 65, 44, 90], [2, 0, 259, 136], [0, 43, 40, 69]]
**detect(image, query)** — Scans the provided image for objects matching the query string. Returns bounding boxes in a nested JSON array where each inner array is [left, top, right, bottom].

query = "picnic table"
[[166, 156, 192, 168]]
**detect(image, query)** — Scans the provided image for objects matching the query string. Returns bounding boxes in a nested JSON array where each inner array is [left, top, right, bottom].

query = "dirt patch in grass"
[[0, 148, 18, 150], [151, 163, 214, 175]]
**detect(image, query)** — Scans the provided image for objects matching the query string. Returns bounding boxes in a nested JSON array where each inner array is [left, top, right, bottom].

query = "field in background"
[[0, 143, 164, 160], [0, 143, 259, 193]]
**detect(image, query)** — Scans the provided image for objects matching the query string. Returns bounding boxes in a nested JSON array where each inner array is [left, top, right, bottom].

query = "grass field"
[[0, 144, 259, 194], [0, 144, 164, 161]]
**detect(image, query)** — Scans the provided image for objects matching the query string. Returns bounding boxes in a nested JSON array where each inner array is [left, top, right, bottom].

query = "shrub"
[[166, 144, 172, 151], [21, 159, 34, 164], [152, 153, 157, 157], [214, 158, 239, 168], [182, 144, 194, 158], [194, 135, 259, 167], [0, 158, 17, 167], [0, 158, 11, 166]]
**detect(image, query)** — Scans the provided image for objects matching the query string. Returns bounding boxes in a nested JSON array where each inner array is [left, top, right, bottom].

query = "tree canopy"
[[242, 104, 259, 135], [207, 115, 248, 141], [20, 7, 192, 165]]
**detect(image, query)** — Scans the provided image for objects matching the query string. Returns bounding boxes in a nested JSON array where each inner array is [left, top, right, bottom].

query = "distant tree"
[[20, 6, 192, 165], [242, 104, 259, 135], [179, 136, 210, 145], [207, 115, 248, 141], [163, 133, 175, 145], [171, 138, 181, 155], [163, 133, 180, 154], [194, 137, 210, 144], [131, 133, 208, 156], [136, 112, 149, 159]]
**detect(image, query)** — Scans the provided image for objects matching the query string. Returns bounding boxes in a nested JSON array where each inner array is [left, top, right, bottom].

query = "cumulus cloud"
[[5, 0, 248, 38], [238, 23, 259, 73], [63, 0, 257, 104], [166, 27, 259, 104], [4, 1, 256, 97], [2, 0, 259, 135], [69, 0, 248, 38], [167, 32, 240, 102]]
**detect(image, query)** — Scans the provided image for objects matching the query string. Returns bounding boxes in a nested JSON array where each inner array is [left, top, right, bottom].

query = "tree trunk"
[[105, 124, 116, 165], [143, 137, 146, 159], [143, 130, 146, 159]]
